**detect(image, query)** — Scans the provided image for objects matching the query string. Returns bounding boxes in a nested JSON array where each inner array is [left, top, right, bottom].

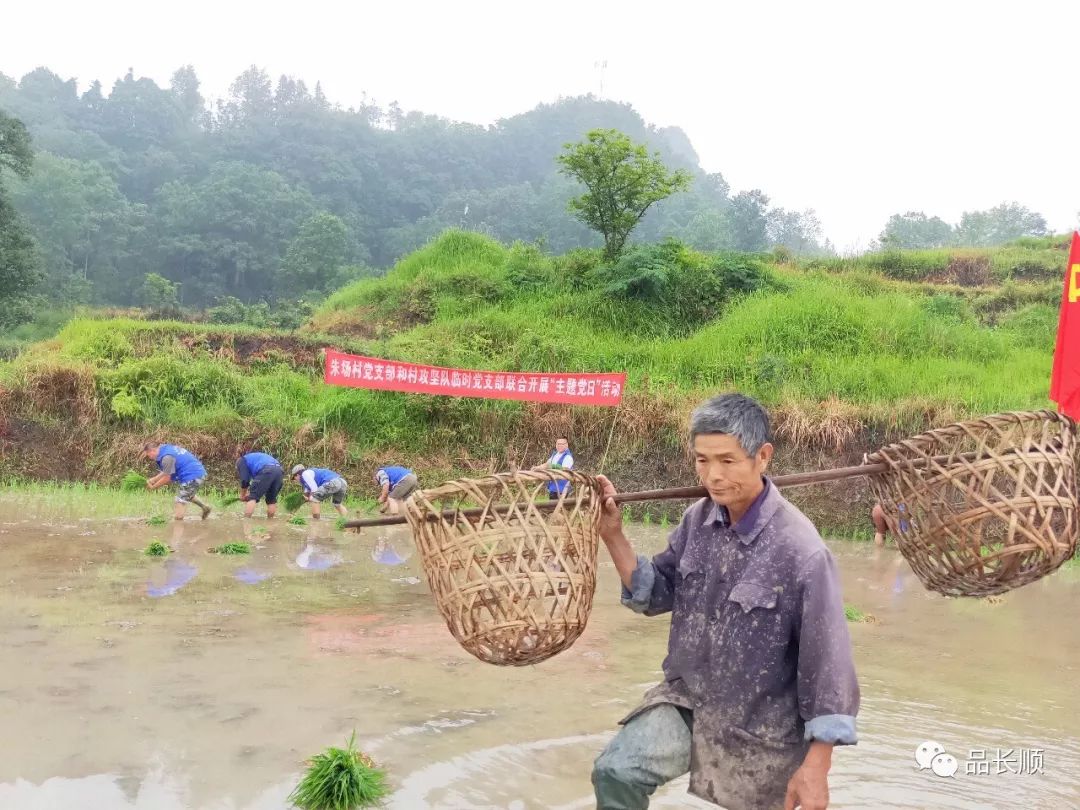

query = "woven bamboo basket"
[[402, 469, 602, 666], [867, 410, 1078, 597]]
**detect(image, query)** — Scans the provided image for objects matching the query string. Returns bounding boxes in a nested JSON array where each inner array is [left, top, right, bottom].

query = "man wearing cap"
[[235, 450, 284, 519], [142, 441, 211, 521], [291, 464, 349, 519], [374, 465, 419, 516]]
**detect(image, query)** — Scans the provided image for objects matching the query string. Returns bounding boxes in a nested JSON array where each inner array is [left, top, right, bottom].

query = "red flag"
[[1049, 232, 1080, 418]]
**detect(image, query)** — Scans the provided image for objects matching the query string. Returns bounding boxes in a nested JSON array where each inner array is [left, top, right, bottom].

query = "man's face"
[[692, 433, 771, 507], [143, 447, 157, 461], [555, 438, 568, 453]]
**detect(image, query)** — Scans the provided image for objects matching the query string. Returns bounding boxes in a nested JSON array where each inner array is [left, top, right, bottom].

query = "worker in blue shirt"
[[375, 465, 418, 516], [235, 451, 284, 518], [291, 464, 349, 519], [142, 441, 211, 521]]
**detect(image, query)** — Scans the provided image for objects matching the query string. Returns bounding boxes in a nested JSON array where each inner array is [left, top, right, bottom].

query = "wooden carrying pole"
[[342, 459, 891, 530]]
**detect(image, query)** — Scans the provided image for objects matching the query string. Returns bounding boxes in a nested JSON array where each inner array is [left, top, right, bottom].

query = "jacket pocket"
[[727, 581, 779, 613]]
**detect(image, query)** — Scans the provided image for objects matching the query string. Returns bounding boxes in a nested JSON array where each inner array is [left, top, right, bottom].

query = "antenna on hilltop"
[[593, 59, 608, 98]]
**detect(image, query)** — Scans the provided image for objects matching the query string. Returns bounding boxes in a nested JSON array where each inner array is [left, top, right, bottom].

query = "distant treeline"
[[0, 65, 1053, 316]]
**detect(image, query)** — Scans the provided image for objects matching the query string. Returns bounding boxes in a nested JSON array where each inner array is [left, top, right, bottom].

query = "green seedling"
[[144, 541, 169, 557], [844, 603, 876, 623], [121, 470, 148, 492], [289, 515, 307, 527], [146, 514, 168, 526], [283, 491, 306, 512], [289, 731, 389, 810], [210, 542, 251, 555]]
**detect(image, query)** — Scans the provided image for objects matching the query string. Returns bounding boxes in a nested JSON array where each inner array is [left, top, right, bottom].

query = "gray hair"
[[689, 393, 772, 455]]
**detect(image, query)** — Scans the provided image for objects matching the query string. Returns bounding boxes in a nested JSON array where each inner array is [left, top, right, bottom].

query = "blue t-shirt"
[[156, 444, 206, 484], [377, 466, 412, 488], [241, 452, 279, 477], [300, 468, 340, 492]]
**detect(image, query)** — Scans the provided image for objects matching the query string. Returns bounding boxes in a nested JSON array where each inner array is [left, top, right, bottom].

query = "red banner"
[[1050, 232, 1080, 419], [324, 350, 625, 406]]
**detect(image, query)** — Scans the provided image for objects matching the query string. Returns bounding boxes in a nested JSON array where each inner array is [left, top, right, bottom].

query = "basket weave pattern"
[[867, 410, 1078, 597], [403, 470, 602, 665]]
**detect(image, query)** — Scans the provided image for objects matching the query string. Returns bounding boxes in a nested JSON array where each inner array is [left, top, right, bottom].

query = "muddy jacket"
[[621, 479, 859, 810]]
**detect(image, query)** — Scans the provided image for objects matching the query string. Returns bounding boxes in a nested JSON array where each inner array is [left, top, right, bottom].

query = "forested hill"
[[1, 65, 817, 308]]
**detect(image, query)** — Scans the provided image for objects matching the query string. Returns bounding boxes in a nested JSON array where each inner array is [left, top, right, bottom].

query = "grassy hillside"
[[0, 230, 1067, 529]]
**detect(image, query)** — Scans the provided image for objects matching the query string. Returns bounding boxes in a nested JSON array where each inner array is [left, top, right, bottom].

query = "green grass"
[[289, 732, 390, 810], [146, 515, 168, 526], [288, 514, 307, 526], [0, 308, 74, 358], [144, 541, 169, 556], [0, 481, 167, 518], [1, 230, 1069, 521], [209, 542, 251, 555]]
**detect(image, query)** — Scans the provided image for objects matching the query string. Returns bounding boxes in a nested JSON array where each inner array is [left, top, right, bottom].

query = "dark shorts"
[[248, 465, 284, 504], [388, 473, 419, 501]]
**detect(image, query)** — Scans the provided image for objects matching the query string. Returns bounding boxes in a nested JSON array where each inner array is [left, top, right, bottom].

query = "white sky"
[[4, 0, 1078, 250]]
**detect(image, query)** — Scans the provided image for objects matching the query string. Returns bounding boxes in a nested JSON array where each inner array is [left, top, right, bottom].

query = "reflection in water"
[[295, 542, 343, 571], [372, 536, 409, 566], [0, 769, 293, 810], [233, 567, 272, 585], [146, 559, 198, 598], [1, 513, 1078, 809]]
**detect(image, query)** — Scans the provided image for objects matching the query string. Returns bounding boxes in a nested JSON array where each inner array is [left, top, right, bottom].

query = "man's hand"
[[240, 488, 249, 502], [784, 742, 832, 810], [595, 474, 623, 541]]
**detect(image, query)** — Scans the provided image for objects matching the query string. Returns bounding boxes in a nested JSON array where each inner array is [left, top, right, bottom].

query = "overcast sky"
[[4, 0, 1078, 250]]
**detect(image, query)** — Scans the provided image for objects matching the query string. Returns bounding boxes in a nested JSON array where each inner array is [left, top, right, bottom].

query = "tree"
[[224, 65, 274, 124], [10, 153, 136, 302], [279, 212, 349, 295], [0, 110, 41, 326], [767, 207, 825, 255], [152, 161, 315, 303], [728, 190, 770, 252], [0, 110, 34, 178], [169, 65, 205, 125], [557, 128, 691, 258], [955, 202, 1048, 246], [879, 211, 953, 249], [139, 272, 179, 309]]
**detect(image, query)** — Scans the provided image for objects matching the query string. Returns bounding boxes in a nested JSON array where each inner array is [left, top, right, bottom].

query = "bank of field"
[[0, 230, 1065, 530]]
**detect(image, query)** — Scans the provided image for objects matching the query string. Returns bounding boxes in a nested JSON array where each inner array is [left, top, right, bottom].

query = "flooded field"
[[0, 496, 1078, 809]]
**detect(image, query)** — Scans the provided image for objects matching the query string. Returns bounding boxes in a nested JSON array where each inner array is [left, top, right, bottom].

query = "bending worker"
[[375, 465, 418, 516], [235, 450, 284, 519], [290, 464, 349, 519], [142, 441, 211, 521]]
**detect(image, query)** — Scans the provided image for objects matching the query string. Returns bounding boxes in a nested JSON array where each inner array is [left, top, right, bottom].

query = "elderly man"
[[592, 393, 859, 810], [142, 441, 211, 521], [541, 436, 575, 500]]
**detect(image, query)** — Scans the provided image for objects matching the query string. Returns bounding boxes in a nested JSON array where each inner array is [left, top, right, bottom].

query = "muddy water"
[[0, 501, 1078, 810]]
